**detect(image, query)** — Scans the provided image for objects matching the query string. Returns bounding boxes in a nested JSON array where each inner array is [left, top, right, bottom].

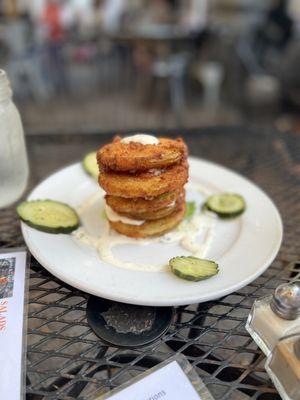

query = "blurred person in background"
[[0, 0, 52, 100], [179, 0, 209, 58], [41, 0, 69, 92], [180, 0, 207, 34], [106, 0, 127, 32], [288, 0, 300, 30], [42, 0, 65, 43], [147, 0, 177, 24], [254, 0, 293, 65]]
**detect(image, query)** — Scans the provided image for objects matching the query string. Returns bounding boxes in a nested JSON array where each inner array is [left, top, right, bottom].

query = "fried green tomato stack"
[[97, 136, 189, 238]]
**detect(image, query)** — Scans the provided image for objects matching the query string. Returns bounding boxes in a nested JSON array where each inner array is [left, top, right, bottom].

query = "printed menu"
[[107, 360, 202, 399], [0, 249, 27, 400]]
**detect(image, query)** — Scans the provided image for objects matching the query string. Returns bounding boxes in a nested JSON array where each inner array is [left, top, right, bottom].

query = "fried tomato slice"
[[108, 202, 186, 238], [105, 190, 180, 214], [99, 161, 188, 198], [109, 190, 185, 220], [97, 137, 188, 171]]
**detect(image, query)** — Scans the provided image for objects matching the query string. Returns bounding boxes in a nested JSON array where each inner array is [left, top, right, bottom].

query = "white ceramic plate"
[[21, 157, 282, 306]]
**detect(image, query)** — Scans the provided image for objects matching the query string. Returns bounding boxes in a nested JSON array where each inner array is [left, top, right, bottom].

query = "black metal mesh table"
[[1, 126, 299, 400]]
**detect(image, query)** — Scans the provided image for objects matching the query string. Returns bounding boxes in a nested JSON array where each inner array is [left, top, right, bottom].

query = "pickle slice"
[[83, 151, 99, 179], [169, 256, 219, 281], [17, 200, 79, 234], [205, 193, 245, 219]]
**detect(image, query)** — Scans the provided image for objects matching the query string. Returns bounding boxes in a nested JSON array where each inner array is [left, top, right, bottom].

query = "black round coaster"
[[86, 296, 174, 348]]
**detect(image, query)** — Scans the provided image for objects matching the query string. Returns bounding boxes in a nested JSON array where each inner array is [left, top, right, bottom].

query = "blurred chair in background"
[[152, 51, 190, 123], [196, 61, 224, 116]]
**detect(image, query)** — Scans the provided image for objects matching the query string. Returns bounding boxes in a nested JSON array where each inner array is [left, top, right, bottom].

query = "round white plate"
[[21, 157, 282, 306]]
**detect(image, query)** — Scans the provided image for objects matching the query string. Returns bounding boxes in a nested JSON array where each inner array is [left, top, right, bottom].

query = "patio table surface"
[[1, 125, 299, 400]]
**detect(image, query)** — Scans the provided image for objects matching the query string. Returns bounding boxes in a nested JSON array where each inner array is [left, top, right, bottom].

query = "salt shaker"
[[0, 69, 29, 208], [265, 332, 300, 400], [246, 282, 300, 356]]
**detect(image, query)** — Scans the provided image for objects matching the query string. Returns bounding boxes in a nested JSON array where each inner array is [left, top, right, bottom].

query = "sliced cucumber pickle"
[[169, 256, 219, 281], [205, 193, 245, 219], [17, 200, 79, 234], [83, 151, 99, 179]]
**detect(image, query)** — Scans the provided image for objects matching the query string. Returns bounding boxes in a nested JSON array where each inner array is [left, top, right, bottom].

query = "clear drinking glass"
[[0, 70, 29, 208]]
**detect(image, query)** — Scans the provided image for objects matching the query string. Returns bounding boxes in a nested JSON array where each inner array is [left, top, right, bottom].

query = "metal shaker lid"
[[270, 282, 300, 320]]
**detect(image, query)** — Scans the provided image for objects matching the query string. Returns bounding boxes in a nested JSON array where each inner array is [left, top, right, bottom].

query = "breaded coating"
[[111, 190, 185, 220], [99, 161, 188, 198], [105, 190, 180, 215], [108, 202, 186, 238], [97, 137, 188, 171]]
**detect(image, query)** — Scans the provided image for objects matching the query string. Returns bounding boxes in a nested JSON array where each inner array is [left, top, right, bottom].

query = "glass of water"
[[0, 70, 29, 208]]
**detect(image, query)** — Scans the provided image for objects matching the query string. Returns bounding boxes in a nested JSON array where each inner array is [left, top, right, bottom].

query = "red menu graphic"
[[0, 250, 27, 400], [0, 257, 15, 299], [0, 257, 16, 332]]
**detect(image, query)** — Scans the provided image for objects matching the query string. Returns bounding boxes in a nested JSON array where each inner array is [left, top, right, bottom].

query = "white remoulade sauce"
[[105, 204, 145, 226], [72, 182, 216, 272]]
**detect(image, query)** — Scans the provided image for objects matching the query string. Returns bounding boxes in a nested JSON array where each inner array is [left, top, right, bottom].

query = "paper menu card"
[[98, 354, 214, 400], [107, 360, 202, 399], [0, 249, 27, 400]]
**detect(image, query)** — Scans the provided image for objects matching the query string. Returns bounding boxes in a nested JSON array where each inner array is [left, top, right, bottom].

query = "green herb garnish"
[[185, 201, 196, 220]]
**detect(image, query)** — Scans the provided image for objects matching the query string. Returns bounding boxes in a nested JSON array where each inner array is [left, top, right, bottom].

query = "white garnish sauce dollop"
[[120, 134, 159, 145]]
